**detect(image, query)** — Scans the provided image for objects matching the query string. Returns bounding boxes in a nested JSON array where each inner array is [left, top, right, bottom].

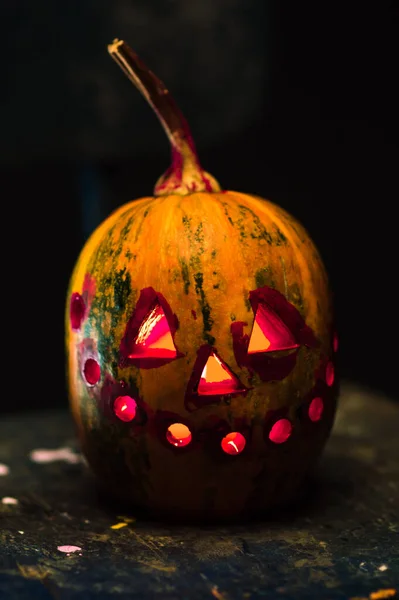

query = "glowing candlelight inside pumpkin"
[[166, 423, 192, 447]]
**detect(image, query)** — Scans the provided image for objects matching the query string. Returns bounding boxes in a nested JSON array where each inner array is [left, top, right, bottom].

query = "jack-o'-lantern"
[[66, 39, 339, 521]]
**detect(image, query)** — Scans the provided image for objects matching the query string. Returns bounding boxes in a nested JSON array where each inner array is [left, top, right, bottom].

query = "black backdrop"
[[1, 1, 397, 413]]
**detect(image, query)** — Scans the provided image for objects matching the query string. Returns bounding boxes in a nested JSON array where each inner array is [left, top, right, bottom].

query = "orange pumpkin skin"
[[66, 40, 338, 521], [66, 189, 337, 520]]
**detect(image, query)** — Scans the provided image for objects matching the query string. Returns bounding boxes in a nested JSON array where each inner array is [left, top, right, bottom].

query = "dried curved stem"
[[108, 39, 220, 196]]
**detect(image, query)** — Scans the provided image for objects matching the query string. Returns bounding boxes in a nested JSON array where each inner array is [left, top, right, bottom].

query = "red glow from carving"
[[166, 423, 192, 447], [83, 358, 101, 385], [333, 332, 339, 352], [230, 286, 318, 383], [326, 361, 335, 386], [113, 396, 137, 422], [248, 303, 299, 354], [308, 397, 324, 422], [99, 376, 148, 426], [128, 302, 177, 360], [70, 293, 86, 330], [249, 286, 319, 349], [221, 432, 246, 455], [185, 345, 249, 411], [269, 419, 292, 443], [198, 352, 242, 395], [120, 288, 182, 368]]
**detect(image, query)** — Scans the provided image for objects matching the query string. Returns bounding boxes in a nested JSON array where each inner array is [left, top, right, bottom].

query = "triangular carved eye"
[[198, 351, 243, 396], [247, 303, 299, 355], [128, 302, 178, 360]]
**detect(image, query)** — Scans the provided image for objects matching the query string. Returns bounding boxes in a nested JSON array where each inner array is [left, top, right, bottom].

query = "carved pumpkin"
[[66, 39, 338, 521]]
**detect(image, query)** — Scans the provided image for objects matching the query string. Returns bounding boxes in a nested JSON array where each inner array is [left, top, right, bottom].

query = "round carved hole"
[[269, 418, 292, 444], [114, 396, 137, 422], [308, 397, 324, 422], [221, 432, 246, 455], [166, 423, 192, 448], [83, 358, 101, 386]]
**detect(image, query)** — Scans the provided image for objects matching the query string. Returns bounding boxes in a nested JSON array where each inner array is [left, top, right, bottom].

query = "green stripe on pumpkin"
[[193, 271, 215, 346]]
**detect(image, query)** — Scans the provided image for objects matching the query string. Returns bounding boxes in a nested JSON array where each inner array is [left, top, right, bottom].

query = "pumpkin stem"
[[108, 39, 221, 196]]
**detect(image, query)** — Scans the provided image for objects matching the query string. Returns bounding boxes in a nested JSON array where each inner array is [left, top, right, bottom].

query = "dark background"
[[1, 1, 397, 413]]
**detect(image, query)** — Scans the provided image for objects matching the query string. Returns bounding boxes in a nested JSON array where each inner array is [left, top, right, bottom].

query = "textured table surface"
[[1, 382, 398, 600]]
